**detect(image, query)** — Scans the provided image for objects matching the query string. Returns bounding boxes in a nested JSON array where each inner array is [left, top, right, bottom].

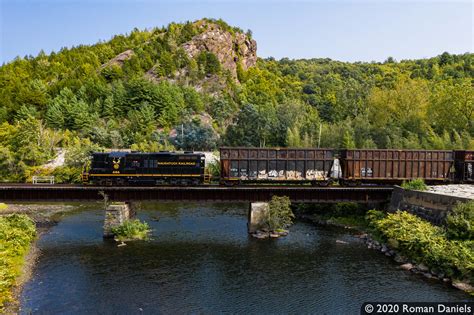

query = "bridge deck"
[[0, 184, 393, 203]]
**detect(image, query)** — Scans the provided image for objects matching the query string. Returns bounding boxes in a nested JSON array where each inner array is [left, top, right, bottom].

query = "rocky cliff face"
[[101, 49, 134, 68], [182, 21, 257, 80]]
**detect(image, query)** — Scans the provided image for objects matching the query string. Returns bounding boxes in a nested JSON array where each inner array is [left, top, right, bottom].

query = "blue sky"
[[0, 0, 472, 64]]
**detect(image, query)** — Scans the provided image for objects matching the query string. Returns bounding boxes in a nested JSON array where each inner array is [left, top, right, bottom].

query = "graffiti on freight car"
[[306, 169, 327, 180], [258, 169, 268, 179], [268, 170, 278, 177], [286, 171, 304, 179], [361, 168, 373, 177], [231, 167, 328, 180]]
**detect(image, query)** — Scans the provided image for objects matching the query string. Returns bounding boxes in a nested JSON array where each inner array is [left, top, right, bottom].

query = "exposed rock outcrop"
[[182, 21, 257, 80], [104, 20, 257, 90], [101, 49, 134, 68]]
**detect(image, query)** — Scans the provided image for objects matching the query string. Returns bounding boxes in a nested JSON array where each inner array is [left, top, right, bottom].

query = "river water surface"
[[20, 203, 472, 314]]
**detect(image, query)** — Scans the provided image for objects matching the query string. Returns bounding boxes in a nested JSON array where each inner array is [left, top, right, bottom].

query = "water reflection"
[[21, 203, 472, 314]]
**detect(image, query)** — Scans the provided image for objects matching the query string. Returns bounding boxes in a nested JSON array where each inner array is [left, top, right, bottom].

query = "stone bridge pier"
[[248, 202, 269, 234], [103, 202, 136, 238]]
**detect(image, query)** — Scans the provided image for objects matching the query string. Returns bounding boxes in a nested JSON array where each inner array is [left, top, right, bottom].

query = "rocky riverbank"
[[300, 213, 474, 296], [250, 229, 289, 239], [359, 233, 473, 295], [1, 203, 77, 230]]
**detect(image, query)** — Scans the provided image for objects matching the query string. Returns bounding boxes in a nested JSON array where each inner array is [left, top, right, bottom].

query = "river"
[[20, 203, 472, 314]]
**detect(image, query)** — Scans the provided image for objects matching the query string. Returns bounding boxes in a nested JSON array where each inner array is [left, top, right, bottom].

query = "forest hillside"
[[0, 18, 473, 181]]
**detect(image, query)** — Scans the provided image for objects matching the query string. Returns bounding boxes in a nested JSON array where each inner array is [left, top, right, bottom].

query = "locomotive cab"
[[83, 151, 206, 186]]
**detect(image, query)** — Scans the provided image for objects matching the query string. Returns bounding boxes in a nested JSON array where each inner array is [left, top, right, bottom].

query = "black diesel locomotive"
[[82, 148, 474, 186], [82, 151, 207, 186]]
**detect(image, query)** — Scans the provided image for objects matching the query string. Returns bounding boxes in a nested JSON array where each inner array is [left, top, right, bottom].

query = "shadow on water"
[[21, 203, 473, 314]]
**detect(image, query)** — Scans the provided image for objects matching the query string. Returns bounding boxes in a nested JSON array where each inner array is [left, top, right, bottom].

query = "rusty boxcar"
[[340, 149, 454, 184], [454, 150, 474, 183], [219, 147, 335, 185]]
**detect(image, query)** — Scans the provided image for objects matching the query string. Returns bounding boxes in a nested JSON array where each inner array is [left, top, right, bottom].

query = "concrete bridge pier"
[[248, 202, 269, 234], [103, 202, 136, 238]]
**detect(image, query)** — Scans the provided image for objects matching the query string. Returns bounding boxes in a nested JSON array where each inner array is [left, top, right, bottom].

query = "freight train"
[[81, 148, 474, 186]]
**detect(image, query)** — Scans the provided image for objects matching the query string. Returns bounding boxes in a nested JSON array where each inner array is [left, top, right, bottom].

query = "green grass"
[[401, 178, 428, 191], [0, 214, 36, 311], [0, 203, 8, 211], [325, 215, 368, 228], [111, 219, 151, 241]]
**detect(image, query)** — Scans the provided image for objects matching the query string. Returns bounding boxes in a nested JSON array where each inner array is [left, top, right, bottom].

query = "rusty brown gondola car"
[[454, 150, 474, 183], [340, 149, 454, 185], [219, 147, 335, 185]]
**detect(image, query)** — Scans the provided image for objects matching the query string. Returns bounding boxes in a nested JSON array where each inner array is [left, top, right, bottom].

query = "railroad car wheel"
[[340, 179, 357, 187], [317, 180, 330, 187], [346, 180, 359, 187]]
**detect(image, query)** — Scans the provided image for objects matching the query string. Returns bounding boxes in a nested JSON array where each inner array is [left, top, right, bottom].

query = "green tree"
[[172, 120, 218, 151], [342, 130, 356, 149], [430, 79, 474, 133], [64, 136, 102, 167], [287, 126, 302, 147], [196, 51, 221, 77], [266, 196, 294, 231], [225, 103, 276, 147]]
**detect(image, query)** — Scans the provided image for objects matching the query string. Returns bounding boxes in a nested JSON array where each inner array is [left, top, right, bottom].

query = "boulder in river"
[[417, 263, 429, 272], [394, 254, 406, 263], [252, 231, 269, 239], [423, 272, 433, 279], [452, 282, 474, 293], [274, 230, 289, 236], [400, 263, 414, 271]]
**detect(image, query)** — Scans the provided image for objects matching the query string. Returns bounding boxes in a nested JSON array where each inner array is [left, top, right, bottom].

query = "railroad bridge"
[[0, 184, 393, 237], [0, 184, 393, 203]]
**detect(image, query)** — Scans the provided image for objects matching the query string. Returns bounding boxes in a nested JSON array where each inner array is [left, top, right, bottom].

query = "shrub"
[[334, 202, 365, 216], [0, 214, 36, 311], [446, 201, 474, 240], [367, 210, 473, 282], [266, 196, 294, 231], [111, 219, 151, 241], [365, 209, 386, 227], [401, 178, 427, 191], [206, 158, 220, 178], [52, 166, 82, 183]]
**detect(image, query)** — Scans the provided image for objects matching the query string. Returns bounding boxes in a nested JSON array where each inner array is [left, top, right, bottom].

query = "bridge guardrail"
[[32, 176, 55, 185]]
